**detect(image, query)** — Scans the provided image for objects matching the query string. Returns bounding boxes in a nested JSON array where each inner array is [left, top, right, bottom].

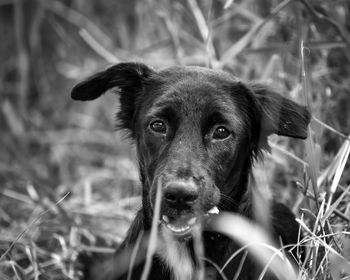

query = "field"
[[0, 0, 349, 279]]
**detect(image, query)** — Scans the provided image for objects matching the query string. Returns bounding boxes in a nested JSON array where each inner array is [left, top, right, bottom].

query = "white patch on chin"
[[157, 229, 194, 280]]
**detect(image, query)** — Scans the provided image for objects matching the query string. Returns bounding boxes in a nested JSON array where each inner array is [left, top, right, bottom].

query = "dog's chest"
[[157, 234, 194, 280], [155, 232, 242, 280]]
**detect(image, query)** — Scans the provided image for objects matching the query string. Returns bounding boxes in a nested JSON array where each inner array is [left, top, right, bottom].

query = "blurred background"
[[0, 0, 349, 279]]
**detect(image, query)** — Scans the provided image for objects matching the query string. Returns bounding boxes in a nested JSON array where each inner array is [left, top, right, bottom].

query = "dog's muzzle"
[[158, 180, 219, 239], [161, 206, 219, 239]]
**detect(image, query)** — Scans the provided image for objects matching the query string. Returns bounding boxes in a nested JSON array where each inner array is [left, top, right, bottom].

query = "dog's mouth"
[[161, 206, 220, 238]]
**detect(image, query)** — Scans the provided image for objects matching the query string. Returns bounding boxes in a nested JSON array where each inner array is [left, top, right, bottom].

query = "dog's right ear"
[[71, 62, 153, 101], [71, 62, 154, 133]]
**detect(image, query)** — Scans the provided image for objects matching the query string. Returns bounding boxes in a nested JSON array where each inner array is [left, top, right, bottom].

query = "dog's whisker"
[[220, 193, 237, 204]]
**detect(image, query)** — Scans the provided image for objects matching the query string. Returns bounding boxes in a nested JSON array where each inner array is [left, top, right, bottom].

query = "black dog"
[[71, 63, 310, 280]]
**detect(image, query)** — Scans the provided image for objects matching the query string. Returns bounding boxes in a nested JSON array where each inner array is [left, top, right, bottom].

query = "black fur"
[[71, 63, 310, 280]]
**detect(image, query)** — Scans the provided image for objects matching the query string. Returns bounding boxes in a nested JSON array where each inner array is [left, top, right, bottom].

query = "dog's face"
[[135, 68, 255, 238], [71, 63, 310, 240]]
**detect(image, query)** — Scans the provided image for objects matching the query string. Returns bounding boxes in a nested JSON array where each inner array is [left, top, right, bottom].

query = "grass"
[[1, 0, 350, 279]]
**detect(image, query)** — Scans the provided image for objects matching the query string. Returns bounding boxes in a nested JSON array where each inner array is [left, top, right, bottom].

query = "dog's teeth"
[[166, 224, 190, 233], [208, 206, 219, 215], [188, 217, 197, 225], [162, 215, 170, 223]]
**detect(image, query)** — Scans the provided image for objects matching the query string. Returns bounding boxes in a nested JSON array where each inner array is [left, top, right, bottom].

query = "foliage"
[[0, 0, 349, 279]]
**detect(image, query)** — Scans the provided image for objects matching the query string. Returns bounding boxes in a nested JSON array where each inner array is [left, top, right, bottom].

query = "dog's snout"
[[164, 181, 199, 208]]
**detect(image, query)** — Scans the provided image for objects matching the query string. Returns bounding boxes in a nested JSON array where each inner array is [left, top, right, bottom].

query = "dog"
[[71, 62, 310, 280]]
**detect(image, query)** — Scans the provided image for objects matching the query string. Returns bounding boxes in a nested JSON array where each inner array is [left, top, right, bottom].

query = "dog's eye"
[[150, 120, 167, 134], [213, 126, 231, 140]]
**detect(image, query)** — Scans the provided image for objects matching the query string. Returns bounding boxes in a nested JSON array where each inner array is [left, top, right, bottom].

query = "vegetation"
[[0, 0, 349, 279]]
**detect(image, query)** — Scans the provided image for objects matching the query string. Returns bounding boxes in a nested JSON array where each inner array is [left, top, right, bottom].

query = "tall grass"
[[1, 0, 349, 279]]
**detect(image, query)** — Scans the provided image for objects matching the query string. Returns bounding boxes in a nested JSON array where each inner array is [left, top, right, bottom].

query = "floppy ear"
[[71, 62, 154, 133], [250, 84, 311, 139]]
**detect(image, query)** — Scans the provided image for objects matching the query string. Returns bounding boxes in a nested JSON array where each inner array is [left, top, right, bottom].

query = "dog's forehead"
[[151, 66, 239, 104], [143, 67, 246, 130], [157, 80, 230, 109], [157, 66, 238, 84]]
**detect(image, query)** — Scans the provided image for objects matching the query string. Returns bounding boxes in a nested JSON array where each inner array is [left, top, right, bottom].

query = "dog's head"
[[71, 62, 310, 240]]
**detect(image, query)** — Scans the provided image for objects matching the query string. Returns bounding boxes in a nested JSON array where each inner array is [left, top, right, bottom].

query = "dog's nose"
[[164, 181, 199, 208]]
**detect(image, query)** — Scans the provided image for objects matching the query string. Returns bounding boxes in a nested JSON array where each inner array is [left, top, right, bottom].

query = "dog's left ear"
[[251, 84, 311, 139]]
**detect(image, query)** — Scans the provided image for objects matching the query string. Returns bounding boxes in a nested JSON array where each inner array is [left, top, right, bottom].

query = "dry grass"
[[1, 0, 349, 279]]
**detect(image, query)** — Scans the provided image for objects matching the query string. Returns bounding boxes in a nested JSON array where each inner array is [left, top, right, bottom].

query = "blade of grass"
[[11, 261, 25, 280], [1, 189, 34, 205], [297, 219, 349, 261], [192, 223, 205, 280], [212, 3, 261, 28], [186, 0, 209, 44], [0, 192, 70, 262], [157, 9, 184, 65], [79, 29, 119, 63], [201, 257, 228, 280], [224, 0, 234, 9], [14, 0, 29, 116], [244, 41, 348, 55], [127, 230, 144, 280], [41, 0, 116, 50], [327, 136, 350, 198], [312, 197, 325, 235], [232, 250, 248, 280], [140, 178, 162, 280], [317, 148, 343, 188], [308, 197, 325, 279], [269, 141, 308, 166], [219, 0, 292, 66], [300, 38, 319, 208], [298, 0, 350, 46], [258, 54, 282, 83], [205, 0, 217, 69], [258, 247, 290, 280], [313, 246, 328, 279], [25, 244, 39, 280], [186, 0, 217, 67], [322, 185, 350, 224], [212, 213, 297, 280], [312, 116, 350, 141], [221, 243, 253, 272]]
